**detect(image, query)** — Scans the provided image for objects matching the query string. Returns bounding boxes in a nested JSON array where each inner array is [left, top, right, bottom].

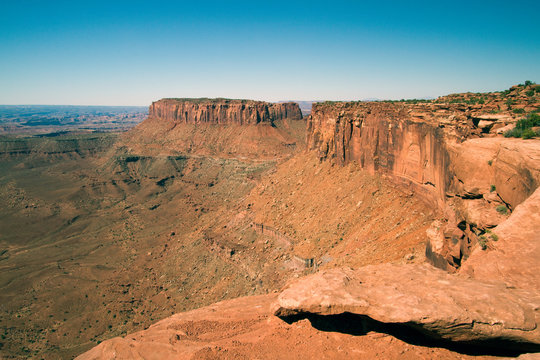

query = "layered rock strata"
[[123, 98, 304, 159], [77, 294, 501, 360], [460, 187, 540, 291], [274, 264, 540, 350], [149, 98, 302, 126], [307, 90, 540, 270]]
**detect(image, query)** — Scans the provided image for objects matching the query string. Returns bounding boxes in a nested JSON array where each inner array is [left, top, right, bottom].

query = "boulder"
[[275, 264, 540, 349], [460, 187, 540, 291]]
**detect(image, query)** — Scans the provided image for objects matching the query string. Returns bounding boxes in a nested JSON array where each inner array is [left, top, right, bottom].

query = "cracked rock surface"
[[275, 263, 540, 349]]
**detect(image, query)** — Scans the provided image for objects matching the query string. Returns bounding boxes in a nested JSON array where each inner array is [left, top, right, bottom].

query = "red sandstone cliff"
[[149, 98, 302, 126], [123, 99, 304, 159], [306, 86, 540, 270]]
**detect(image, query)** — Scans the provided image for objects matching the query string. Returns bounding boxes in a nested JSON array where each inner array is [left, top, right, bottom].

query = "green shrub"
[[526, 90, 535, 97], [522, 128, 536, 139], [516, 113, 540, 129], [496, 205, 508, 214], [487, 160, 493, 166], [486, 229, 499, 241], [504, 128, 522, 138], [513, 108, 525, 114], [530, 112, 540, 123], [506, 113, 540, 138], [490, 185, 496, 192], [478, 236, 488, 250]]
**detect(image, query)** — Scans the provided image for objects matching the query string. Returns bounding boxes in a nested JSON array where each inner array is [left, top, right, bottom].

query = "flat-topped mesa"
[[149, 98, 302, 126], [307, 87, 540, 271], [123, 98, 305, 160]]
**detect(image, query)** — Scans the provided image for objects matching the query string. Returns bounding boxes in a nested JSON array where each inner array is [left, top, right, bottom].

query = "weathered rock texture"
[[123, 98, 304, 159], [275, 264, 540, 350], [307, 86, 540, 270], [460, 187, 540, 291], [307, 102, 451, 207], [77, 294, 497, 360], [149, 98, 302, 126], [77, 86, 540, 359]]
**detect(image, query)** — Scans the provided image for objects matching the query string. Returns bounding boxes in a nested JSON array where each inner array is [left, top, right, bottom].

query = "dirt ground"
[[0, 131, 445, 359]]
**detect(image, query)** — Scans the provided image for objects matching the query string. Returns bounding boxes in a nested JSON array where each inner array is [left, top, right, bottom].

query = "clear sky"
[[1, 0, 539, 105]]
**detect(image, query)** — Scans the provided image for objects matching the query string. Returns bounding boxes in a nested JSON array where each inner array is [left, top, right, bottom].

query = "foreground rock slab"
[[461, 187, 540, 292], [76, 294, 496, 360], [275, 264, 540, 349]]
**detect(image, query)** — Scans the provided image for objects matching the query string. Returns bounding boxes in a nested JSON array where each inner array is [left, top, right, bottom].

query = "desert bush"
[[478, 236, 488, 250], [486, 229, 499, 241], [513, 108, 525, 114], [504, 128, 522, 138], [505, 113, 540, 138], [517, 113, 540, 128], [522, 128, 536, 139], [496, 205, 508, 214]]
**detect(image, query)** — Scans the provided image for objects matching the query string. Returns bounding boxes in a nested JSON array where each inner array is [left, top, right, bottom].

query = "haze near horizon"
[[1, 0, 539, 106]]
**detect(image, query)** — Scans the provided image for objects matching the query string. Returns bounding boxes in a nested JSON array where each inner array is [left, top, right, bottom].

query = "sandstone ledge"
[[76, 292, 518, 360], [275, 264, 540, 350]]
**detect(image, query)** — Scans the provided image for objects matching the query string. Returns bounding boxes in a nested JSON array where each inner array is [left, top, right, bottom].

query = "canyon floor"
[[1, 87, 540, 359], [0, 127, 436, 359], [0, 129, 432, 359]]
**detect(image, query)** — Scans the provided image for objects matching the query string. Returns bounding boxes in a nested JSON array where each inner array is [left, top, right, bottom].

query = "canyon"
[[308, 86, 540, 270], [1, 85, 539, 359]]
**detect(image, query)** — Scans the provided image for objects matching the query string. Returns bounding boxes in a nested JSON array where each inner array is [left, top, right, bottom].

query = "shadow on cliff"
[[279, 312, 539, 357]]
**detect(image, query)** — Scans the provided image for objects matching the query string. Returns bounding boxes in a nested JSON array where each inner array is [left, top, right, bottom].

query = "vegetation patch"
[[504, 112, 540, 139], [496, 205, 508, 215], [478, 236, 488, 250]]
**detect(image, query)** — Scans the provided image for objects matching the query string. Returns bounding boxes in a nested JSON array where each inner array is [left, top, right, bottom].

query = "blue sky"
[[1, 0, 539, 105]]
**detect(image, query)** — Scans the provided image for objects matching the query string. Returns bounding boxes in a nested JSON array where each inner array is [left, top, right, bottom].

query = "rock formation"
[[307, 85, 540, 270], [149, 98, 302, 126], [274, 264, 540, 350], [76, 294, 503, 360], [124, 98, 304, 159], [77, 85, 540, 359], [460, 186, 540, 291]]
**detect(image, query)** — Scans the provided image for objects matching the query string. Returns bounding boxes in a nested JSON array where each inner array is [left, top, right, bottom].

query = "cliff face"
[[149, 98, 302, 126], [123, 99, 304, 159], [307, 88, 540, 270], [308, 102, 451, 207]]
